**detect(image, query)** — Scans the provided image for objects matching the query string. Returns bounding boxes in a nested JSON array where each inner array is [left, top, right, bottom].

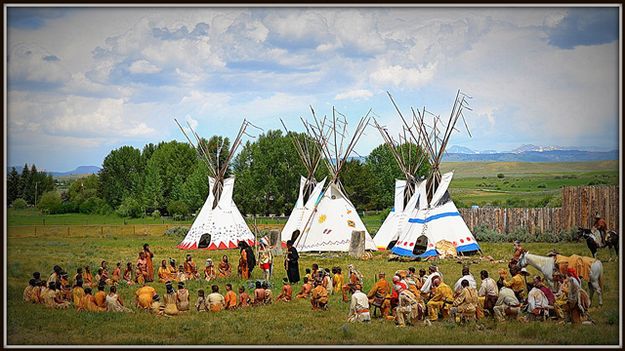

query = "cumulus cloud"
[[128, 59, 161, 74], [8, 43, 71, 86], [370, 63, 437, 88]]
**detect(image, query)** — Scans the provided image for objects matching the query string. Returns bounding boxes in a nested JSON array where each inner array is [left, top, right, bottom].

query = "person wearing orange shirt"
[[224, 283, 238, 310], [94, 283, 107, 309], [368, 272, 391, 318], [158, 260, 174, 283], [143, 243, 155, 282]]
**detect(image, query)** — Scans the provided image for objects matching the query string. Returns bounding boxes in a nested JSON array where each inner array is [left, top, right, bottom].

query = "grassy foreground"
[[6, 233, 620, 346]]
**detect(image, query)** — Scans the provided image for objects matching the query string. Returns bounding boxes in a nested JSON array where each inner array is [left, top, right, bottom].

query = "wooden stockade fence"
[[459, 186, 619, 235]]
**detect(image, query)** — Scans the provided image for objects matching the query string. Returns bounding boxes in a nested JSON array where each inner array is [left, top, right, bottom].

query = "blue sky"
[[6, 6, 620, 171]]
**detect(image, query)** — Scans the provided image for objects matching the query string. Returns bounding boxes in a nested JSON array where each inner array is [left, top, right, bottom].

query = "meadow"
[[6, 233, 620, 346]]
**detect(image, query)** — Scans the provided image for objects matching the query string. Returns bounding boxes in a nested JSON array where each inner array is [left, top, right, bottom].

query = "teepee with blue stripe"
[[384, 90, 481, 258]]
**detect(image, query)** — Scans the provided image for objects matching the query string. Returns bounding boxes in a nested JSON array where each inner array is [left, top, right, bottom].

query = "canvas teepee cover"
[[174, 119, 257, 250], [177, 177, 254, 249], [280, 176, 326, 242], [374, 180, 415, 250]]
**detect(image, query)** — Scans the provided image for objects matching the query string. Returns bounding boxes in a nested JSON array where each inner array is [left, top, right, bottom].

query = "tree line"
[[7, 130, 430, 219]]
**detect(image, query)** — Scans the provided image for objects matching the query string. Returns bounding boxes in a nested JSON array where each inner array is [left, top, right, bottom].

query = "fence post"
[[101, 226, 104, 236], [67, 227, 70, 236], [133, 226, 136, 235]]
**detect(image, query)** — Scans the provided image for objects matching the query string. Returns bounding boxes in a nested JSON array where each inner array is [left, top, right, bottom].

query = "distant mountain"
[[480, 149, 498, 154], [447, 145, 477, 154], [49, 166, 101, 177], [511, 144, 562, 153], [442, 149, 618, 162]]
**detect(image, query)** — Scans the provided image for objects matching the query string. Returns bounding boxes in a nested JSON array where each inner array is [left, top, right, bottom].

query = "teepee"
[[385, 91, 481, 258], [175, 119, 256, 250], [371, 118, 428, 250], [292, 107, 376, 252], [280, 118, 327, 243]]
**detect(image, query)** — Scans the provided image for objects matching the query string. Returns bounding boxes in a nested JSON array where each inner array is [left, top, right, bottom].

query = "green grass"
[[6, 234, 620, 345]]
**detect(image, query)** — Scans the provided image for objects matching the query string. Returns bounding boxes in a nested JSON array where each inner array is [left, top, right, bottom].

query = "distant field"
[[440, 160, 619, 178]]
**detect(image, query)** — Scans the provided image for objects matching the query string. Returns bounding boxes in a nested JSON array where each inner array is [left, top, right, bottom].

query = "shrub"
[[168, 200, 190, 220], [152, 209, 161, 219], [497, 173, 504, 179], [164, 226, 189, 237], [79, 196, 109, 214], [116, 196, 144, 218], [37, 191, 62, 214], [378, 208, 391, 223], [11, 198, 27, 209]]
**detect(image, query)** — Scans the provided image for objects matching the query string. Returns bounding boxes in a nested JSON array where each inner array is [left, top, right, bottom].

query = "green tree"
[[7, 167, 19, 204], [180, 161, 209, 213], [168, 199, 190, 220], [37, 191, 62, 214], [366, 143, 430, 210], [340, 159, 376, 211], [68, 174, 100, 205], [143, 141, 197, 207], [232, 130, 306, 216], [20, 164, 31, 204], [99, 146, 143, 209], [142, 160, 165, 212], [11, 198, 27, 209], [116, 195, 144, 218]]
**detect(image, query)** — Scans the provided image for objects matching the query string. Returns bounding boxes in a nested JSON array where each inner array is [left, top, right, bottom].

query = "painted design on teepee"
[[347, 220, 355, 227], [318, 214, 327, 223]]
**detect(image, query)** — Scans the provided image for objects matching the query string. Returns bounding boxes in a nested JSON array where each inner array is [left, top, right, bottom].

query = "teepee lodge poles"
[[387, 90, 472, 207]]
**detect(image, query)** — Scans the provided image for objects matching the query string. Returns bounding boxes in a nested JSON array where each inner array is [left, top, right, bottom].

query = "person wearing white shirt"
[[527, 276, 550, 320], [478, 270, 499, 316], [420, 266, 442, 295], [347, 284, 371, 323], [453, 266, 477, 293]]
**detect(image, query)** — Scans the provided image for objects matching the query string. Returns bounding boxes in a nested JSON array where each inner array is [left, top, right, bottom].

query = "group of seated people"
[[23, 257, 591, 325], [345, 264, 592, 326], [155, 254, 234, 283]]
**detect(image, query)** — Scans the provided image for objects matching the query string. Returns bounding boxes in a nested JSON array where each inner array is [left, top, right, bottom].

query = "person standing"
[[258, 238, 273, 281], [143, 244, 155, 282], [285, 240, 300, 284]]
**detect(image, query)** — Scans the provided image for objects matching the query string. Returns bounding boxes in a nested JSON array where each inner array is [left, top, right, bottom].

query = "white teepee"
[[174, 119, 257, 250], [292, 106, 376, 252], [178, 177, 254, 249], [374, 180, 418, 250], [384, 91, 481, 258], [281, 176, 326, 243]]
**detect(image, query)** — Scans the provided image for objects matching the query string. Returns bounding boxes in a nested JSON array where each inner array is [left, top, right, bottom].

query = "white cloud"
[[128, 59, 161, 74], [334, 89, 373, 101], [370, 63, 437, 88], [9, 43, 71, 85]]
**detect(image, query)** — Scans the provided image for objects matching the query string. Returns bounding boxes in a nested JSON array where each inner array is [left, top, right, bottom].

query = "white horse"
[[517, 251, 604, 306]]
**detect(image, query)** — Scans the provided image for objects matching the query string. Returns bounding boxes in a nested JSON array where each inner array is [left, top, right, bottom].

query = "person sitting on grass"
[[176, 265, 187, 283], [263, 281, 273, 304], [123, 262, 134, 286], [94, 282, 107, 309], [135, 282, 156, 310], [47, 265, 62, 287], [311, 277, 329, 311], [347, 284, 371, 323], [276, 278, 293, 302], [112, 262, 122, 285], [106, 285, 132, 313], [151, 294, 164, 316], [526, 276, 551, 321], [73, 267, 83, 286], [72, 279, 85, 310], [30, 279, 43, 304], [304, 268, 312, 282], [224, 283, 238, 310], [296, 277, 312, 299], [176, 281, 190, 312], [207, 284, 225, 312], [44, 282, 71, 309], [83, 266, 93, 288], [218, 255, 232, 278], [163, 281, 179, 316], [332, 267, 343, 295], [23, 278, 36, 302], [196, 289, 209, 312], [450, 279, 479, 324], [204, 258, 217, 282], [81, 287, 104, 312], [253, 281, 266, 306], [137, 252, 149, 284], [426, 278, 454, 322], [323, 268, 333, 292], [168, 258, 177, 276], [34, 279, 46, 304], [184, 254, 199, 280], [158, 260, 173, 283], [238, 287, 251, 308], [493, 286, 521, 322]]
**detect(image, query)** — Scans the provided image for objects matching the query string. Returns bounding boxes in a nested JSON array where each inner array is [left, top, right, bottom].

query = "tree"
[[366, 143, 430, 210], [99, 146, 143, 209], [232, 130, 306, 216], [168, 200, 190, 220], [340, 159, 376, 211], [38, 191, 62, 214], [142, 160, 164, 212], [179, 161, 209, 213], [68, 174, 100, 205], [11, 198, 27, 209], [116, 195, 144, 218], [7, 167, 19, 205], [20, 164, 31, 204]]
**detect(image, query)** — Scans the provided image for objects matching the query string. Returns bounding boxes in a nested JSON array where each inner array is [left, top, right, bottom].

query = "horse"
[[517, 251, 604, 306], [578, 227, 619, 259]]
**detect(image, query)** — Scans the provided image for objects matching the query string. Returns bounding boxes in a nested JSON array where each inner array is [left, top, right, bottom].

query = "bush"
[[378, 208, 391, 223], [58, 201, 79, 214], [37, 191, 62, 214], [116, 196, 144, 218], [473, 225, 579, 243], [536, 183, 547, 188], [11, 198, 28, 209], [79, 196, 109, 214], [497, 173, 504, 179], [164, 226, 189, 237], [168, 200, 189, 220], [152, 209, 161, 219]]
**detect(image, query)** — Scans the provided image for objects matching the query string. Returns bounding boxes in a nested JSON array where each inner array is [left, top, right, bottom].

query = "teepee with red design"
[[175, 119, 256, 250]]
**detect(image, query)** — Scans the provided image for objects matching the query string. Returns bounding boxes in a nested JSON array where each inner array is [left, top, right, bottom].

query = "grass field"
[[6, 232, 620, 346]]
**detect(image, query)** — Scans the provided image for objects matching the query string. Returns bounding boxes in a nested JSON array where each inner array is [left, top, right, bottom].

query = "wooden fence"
[[459, 186, 619, 234]]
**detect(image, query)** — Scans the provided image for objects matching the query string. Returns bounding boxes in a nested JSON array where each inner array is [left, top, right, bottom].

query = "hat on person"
[[520, 268, 530, 276], [595, 213, 601, 219], [514, 240, 521, 245], [206, 258, 213, 266], [392, 276, 400, 283]]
